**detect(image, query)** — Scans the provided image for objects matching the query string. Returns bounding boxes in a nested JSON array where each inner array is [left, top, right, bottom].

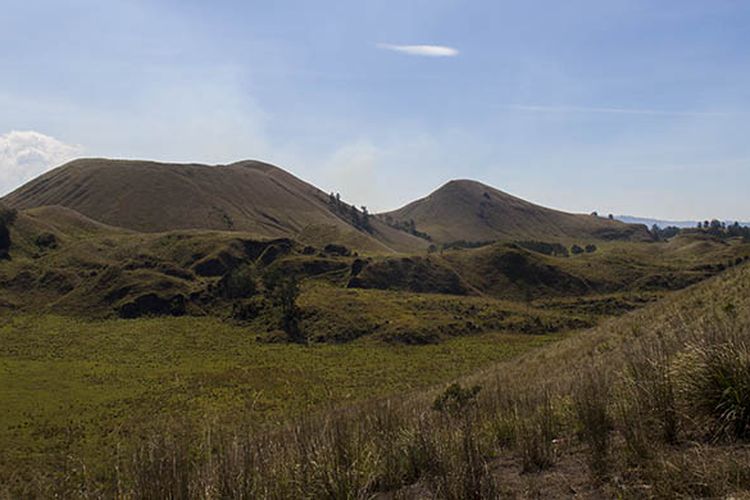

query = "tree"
[[219, 265, 257, 299], [263, 270, 303, 343], [585, 244, 598, 253], [608, 214, 614, 220], [571, 244, 584, 255], [349, 204, 360, 227], [360, 205, 371, 231], [708, 219, 723, 235], [0, 203, 17, 260], [652, 224, 680, 241]]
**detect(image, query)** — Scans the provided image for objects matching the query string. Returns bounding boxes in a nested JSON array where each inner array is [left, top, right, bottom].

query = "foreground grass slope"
[[0, 313, 558, 495], [4, 262, 746, 498]]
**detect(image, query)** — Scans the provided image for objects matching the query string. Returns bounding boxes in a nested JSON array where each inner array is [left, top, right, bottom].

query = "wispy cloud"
[[376, 43, 459, 57], [507, 104, 731, 117]]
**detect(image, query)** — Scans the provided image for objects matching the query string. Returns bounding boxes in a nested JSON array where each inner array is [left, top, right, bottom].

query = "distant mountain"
[[617, 215, 750, 229], [381, 179, 652, 244], [2, 158, 428, 253]]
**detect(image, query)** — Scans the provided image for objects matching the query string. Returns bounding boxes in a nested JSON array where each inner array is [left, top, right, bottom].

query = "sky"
[[1, 0, 749, 220]]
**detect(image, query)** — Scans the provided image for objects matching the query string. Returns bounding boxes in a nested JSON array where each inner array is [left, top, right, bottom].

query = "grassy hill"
[[381, 179, 652, 244], [1, 158, 428, 254]]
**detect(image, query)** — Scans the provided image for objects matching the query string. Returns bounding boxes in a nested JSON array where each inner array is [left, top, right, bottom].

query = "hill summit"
[[381, 179, 651, 243]]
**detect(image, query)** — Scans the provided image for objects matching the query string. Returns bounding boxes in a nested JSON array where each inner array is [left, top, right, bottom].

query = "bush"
[[433, 383, 482, 417], [677, 337, 750, 441], [35, 232, 58, 250], [218, 265, 257, 299], [231, 296, 266, 321], [516, 241, 570, 257], [570, 244, 584, 255], [263, 270, 303, 343]]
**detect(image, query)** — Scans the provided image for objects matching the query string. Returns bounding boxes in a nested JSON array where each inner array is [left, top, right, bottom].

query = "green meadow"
[[0, 314, 556, 480]]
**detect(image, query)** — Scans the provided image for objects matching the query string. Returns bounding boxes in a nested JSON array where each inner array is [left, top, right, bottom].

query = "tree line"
[[651, 220, 750, 241], [327, 192, 372, 233], [380, 214, 433, 241]]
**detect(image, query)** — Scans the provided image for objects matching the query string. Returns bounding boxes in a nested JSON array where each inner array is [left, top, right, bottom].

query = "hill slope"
[[381, 179, 652, 243], [2, 158, 427, 253]]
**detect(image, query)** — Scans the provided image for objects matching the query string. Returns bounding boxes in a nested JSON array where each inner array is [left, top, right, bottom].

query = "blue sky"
[[1, 0, 749, 219]]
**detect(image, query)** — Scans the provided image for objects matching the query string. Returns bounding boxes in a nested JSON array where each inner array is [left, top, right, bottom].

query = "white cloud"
[[376, 43, 459, 57], [0, 131, 83, 195]]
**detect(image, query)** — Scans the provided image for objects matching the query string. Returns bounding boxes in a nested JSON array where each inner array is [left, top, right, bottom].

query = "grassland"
[[0, 313, 558, 492]]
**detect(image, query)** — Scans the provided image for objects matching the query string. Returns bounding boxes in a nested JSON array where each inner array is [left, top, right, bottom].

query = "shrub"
[[433, 383, 482, 417], [516, 241, 570, 257], [676, 337, 750, 441], [263, 270, 303, 343], [230, 296, 266, 321], [570, 244, 584, 255], [35, 232, 58, 250], [219, 265, 257, 299]]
